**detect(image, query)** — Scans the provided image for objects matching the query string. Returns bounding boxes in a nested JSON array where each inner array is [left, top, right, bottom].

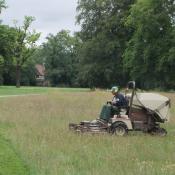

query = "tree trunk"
[[16, 65, 21, 88]]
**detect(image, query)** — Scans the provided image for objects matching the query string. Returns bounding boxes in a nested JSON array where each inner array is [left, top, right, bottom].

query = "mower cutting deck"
[[69, 119, 109, 134]]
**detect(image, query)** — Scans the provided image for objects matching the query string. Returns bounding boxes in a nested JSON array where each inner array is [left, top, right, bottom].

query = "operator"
[[99, 86, 128, 122], [110, 86, 128, 108]]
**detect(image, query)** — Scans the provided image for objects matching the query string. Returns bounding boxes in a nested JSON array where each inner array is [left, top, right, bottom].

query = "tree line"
[[0, 0, 175, 89]]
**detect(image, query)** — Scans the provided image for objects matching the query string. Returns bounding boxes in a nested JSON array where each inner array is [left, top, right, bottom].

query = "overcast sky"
[[1, 0, 80, 44]]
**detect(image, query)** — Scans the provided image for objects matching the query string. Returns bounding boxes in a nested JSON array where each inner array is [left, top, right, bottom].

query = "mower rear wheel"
[[150, 127, 167, 136], [112, 125, 127, 136]]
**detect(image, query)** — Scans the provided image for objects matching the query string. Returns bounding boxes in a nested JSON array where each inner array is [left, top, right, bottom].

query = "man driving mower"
[[69, 81, 170, 136], [99, 86, 128, 121]]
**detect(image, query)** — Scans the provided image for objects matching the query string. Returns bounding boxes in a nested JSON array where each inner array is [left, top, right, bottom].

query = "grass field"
[[0, 87, 175, 175]]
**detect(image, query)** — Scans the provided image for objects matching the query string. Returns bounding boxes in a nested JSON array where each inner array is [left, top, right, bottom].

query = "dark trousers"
[[99, 104, 120, 121]]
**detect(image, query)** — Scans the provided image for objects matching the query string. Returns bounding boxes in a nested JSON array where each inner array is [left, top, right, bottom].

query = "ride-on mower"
[[69, 81, 171, 136]]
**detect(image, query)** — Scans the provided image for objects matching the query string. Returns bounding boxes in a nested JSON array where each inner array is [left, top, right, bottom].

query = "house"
[[35, 64, 46, 86]]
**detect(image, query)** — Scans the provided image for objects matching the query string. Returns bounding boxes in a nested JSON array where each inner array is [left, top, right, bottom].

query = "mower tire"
[[150, 127, 167, 136], [111, 122, 128, 136]]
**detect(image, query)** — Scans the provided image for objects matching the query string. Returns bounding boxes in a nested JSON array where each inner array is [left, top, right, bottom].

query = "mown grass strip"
[[0, 136, 30, 175]]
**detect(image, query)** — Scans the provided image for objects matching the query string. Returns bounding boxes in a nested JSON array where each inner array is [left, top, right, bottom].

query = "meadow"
[[0, 87, 175, 175]]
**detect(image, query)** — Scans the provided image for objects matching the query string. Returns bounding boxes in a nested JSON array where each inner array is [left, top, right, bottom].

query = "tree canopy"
[[40, 30, 78, 86], [0, 0, 175, 89], [123, 0, 175, 89], [0, 0, 6, 14], [76, 0, 135, 88]]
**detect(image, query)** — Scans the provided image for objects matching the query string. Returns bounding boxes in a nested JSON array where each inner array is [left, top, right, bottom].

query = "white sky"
[[1, 0, 80, 44]]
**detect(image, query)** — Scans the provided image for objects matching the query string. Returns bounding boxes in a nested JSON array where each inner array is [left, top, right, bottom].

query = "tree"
[[76, 0, 135, 88], [0, 25, 17, 85], [42, 30, 78, 86], [0, 0, 6, 14], [0, 0, 6, 83], [158, 28, 175, 89], [123, 0, 175, 89], [13, 16, 40, 87]]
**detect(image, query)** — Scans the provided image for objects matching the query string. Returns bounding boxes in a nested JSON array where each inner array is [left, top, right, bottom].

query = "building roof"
[[35, 64, 45, 76]]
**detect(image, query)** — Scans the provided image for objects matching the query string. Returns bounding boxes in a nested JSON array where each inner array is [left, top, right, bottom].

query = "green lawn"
[[0, 86, 48, 96], [0, 86, 90, 96], [0, 88, 174, 175]]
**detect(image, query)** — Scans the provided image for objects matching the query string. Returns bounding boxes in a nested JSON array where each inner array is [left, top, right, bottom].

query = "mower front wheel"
[[111, 124, 128, 136]]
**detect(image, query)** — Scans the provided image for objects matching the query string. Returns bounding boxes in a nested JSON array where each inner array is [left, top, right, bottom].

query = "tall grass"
[[0, 91, 175, 175]]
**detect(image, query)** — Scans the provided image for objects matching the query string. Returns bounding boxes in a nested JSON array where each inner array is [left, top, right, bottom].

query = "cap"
[[111, 86, 119, 93]]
